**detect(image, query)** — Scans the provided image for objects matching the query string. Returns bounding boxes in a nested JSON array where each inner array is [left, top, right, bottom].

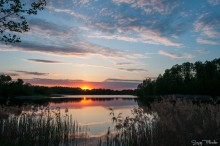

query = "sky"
[[0, 0, 220, 90]]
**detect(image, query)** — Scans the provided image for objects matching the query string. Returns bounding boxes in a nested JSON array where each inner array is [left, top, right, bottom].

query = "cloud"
[[1, 18, 146, 59], [112, 0, 179, 14], [5, 40, 142, 58], [115, 61, 147, 69], [116, 62, 134, 66], [104, 78, 142, 83], [26, 59, 65, 64], [75, 0, 91, 5], [47, 0, 219, 49], [159, 50, 194, 59], [48, 1, 185, 47], [0, 72, 19, 77], [26, 18, 84, 41], [29, 18, 69, 36], [136, 27, 183, 47], [48, 6, 89, 22], [208, 0, 220, 5], [197, 48, 210, 54], [86, 14, 184, 46], [75, 63, 114, 70], [118, 68, 147, 72], [24, 78, 84, 86], [14, 70, 49, 76], [88, 34, 138, 43], [194, 13, 220, 38], [23, 78, 140, 90], [90, 28, 182, 47], [194, 21, 220, 38], [196, 38, 219, 45]]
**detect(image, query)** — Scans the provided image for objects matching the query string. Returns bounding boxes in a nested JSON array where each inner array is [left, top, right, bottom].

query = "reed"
[[98, 107, 159, 146], [0, 106, 88, 146], [99, 97, 220, 146]]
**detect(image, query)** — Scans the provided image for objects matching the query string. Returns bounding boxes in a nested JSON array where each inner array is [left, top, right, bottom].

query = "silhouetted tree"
[[0, 75, 12, 98], [137, 58, 220, 97], [137, 79, 156, 97], [0, 74, 12, 84], [15, 78, 24, 85], [0, 0, 46, 43]]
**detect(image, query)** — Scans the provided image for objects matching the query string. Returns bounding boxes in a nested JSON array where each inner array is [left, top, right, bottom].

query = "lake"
[[49, 95, 138, 137]]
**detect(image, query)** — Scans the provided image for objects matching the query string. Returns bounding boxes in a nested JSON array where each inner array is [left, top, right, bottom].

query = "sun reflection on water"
[[80, 97, 92, 105]]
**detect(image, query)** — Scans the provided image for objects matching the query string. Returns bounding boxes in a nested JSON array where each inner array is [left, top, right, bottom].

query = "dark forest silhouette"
[[0, 75, 135, 100], [137, 58, 220, 97]]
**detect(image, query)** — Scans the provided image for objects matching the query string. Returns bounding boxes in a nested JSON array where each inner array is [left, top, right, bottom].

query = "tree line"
[[0, 75, 135, 100], [137, 58, 220, 97]]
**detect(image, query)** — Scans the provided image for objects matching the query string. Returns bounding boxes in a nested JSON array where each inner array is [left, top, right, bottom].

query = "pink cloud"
[[196, 38, 219, 45], [159, 50, 194, 59]]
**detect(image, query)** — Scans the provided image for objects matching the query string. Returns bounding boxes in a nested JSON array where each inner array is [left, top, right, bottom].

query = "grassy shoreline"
[[0, 106, 89, 146]]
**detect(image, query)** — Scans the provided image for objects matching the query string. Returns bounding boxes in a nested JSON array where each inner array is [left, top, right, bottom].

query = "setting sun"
[[81, 86, 92, 90]]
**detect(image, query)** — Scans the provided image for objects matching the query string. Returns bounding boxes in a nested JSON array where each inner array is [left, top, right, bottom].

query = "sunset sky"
[[0, 0, 220, 89]]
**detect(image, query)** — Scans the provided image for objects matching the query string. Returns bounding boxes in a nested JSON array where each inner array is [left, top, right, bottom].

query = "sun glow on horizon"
[[81, 85, 92, 90]]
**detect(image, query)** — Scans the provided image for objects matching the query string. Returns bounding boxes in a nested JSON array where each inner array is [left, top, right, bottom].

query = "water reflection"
[[81, 97, 92, 105], [49, 97, 137, 109], [49, 97, 138, 137], [0, 96, 138, 138]]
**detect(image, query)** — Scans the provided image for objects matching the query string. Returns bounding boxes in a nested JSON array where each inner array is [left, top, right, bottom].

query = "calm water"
[[1, 95, 220, 145], [49, 95, 138, 137]]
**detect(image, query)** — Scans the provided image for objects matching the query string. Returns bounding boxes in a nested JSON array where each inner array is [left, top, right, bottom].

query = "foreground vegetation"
[[99, 98, 220, 146], [0, 106, 88, 146], [137, 58, 220, 97], [99, 107, 159, 146]]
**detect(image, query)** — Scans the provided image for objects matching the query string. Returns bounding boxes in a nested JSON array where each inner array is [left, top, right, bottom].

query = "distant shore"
[[1, 94, 219, 104]]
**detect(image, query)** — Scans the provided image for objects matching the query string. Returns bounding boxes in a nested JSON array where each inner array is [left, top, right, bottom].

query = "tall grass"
[[99, 97, 220, 146], [98, 107, 159, 146], [147, 98, 220, 146], [0, 106, 88, 146]]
